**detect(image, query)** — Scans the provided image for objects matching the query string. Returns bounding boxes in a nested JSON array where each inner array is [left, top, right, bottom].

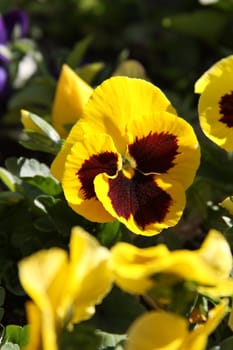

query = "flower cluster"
[[18, 227, 233, 350], [17, 54, 233, 350]]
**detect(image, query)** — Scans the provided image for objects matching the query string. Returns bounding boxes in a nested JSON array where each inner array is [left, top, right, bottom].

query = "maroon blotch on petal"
[[219, 91, 233, 127], [129, 132, 179, 174], [77, 152, 118, 199], [108, 171, 172, 230]]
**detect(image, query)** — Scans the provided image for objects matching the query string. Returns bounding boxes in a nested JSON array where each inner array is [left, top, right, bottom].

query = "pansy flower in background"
[[51, 76, 200, 236], [18, 226, 113, 350], [0, 9, 29, 97], [110, 229, 233, 298], [195, 55, 233, 151], [52, 64, 93, 138]]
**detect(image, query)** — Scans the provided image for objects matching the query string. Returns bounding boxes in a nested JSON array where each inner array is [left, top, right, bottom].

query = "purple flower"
[[0, 66, 8, 95], [0, 10, 29, 44], [0, 9, 29, 97]]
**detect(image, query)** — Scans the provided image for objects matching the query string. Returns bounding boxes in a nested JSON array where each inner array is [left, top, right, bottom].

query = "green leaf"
[[3, 325, 29, 349], [96, 330, 126, 350], [25, 176, 61, 196], [97, 221, 122, 248], [23, 112, 61, 143], [0, 192, 24, 205], [1, 343, 20, 350], [20, 131, 62, 154], [0, 287, 5, 307], [0, 168, 19, 192], [66, 36, 93, 68], [5, 157, 50, 178], [163, 9, 228, 44], [8, 77, 55, 111], [17, 158, 50, 178], [92, 287, 145, 333], [219, 335, 233, 349], [78, 62, 104, 84], [60, 323, 100, 350]]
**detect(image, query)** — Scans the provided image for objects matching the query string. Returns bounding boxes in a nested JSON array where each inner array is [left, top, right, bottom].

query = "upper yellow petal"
[[52, 64, 93, 138], [195, 55, 233, 94], [127, 111, 200, 190], [80, 76, 177, 154], [51, 76, 177, 183]]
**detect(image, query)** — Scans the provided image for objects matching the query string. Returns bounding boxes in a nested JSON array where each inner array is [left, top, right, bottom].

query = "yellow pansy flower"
[[110, 229, 233, 298], [125, 300, 228, 350], [51, 76, 200, 236], [195, 55, 233, 151], [52, 64, 93, 138], [18, 227, 113, 350]]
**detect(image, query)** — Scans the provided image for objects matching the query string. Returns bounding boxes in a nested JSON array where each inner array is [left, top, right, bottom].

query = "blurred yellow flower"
[[18, 226, 112, 350], [125, 300, 228, 350], [110, 229, 233, 298], [51, 76, 200, 236], [52, 64, 93, 138], [220, 196, 233, 216], [195, 55, 233, 151]]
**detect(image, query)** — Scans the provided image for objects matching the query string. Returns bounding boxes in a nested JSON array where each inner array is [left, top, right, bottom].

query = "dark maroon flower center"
[[77, 152, 118, 199], [76, 131, 178, 228], [129, 131, 179, 173], [108, 171, 172, 229], [219, 91, 233, 127]]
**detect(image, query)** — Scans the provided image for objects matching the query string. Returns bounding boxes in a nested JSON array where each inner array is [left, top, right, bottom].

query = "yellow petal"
[[127, 111, 200, 190], [125, 300, 228, 350], [58, 227, 113, 324], [197, 229, 233, 279], [52, 64, 93, 138], [94, 172, 186, 236], [23, 301, 58, 350], [111, 231, 233, 295], [18, 248, 68, 311], [23, 302, 42, 350], [111, 242, 171, 294], [51, 76, 177, 184], [195, 55, 233, 94], [220, 196, 233, 216], [80, 76, 177, 154], [181, 299, 228, 350], [125, 310, 187, 350], [62, 132, 120, 222], [195, 55, 233, 151]]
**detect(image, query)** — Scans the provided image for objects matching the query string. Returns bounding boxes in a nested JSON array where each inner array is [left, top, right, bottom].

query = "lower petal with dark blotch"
[[94, 171, 186, 236]]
